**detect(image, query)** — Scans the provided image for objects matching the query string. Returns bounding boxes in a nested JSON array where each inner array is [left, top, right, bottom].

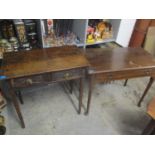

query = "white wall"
[[116, 19, 136, 47]]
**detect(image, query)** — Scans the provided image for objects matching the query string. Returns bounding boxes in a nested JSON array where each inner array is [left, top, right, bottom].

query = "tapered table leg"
[[124, 79, 128, 86], [138, 77, 154, 107], [16, 90, 24, 104], [8, 81, 25, 128], [78, 78, 83, 114], [85, 75, 94, 115], [142, 118, 155, 135], [69, 80, 73, 94]]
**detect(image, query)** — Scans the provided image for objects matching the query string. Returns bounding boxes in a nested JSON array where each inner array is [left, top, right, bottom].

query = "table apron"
[[94, 68, 155, 82], [10, 68, 86, 88]]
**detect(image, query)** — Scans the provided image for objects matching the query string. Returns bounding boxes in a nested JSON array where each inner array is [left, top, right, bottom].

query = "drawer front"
[[12, 74, 52, 88], [52, 69, 84, 81], [12, 68, 85, 88], [95, 68, 155, 83]]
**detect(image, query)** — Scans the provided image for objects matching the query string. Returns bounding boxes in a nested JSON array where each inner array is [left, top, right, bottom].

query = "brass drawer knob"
[[64, 73, 71, 79], [26, 78, 33, 85]]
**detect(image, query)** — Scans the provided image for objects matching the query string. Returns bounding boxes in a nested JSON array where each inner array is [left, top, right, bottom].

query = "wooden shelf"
[[76, 42, 85, 47], [86, 38, 115, 46]]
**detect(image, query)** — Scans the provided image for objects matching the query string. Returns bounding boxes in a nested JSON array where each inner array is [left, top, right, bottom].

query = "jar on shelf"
[[5, 42, 13, 52], [0, 39, 13, 52], [25, 22, 36, 34], [27, 33, 37, 47], [9, 37, 19, 52]]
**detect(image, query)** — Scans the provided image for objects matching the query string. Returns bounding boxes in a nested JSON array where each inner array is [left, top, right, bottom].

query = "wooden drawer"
[[95, 68, 155, 83], [12, 68, 85, 88], [12, 74, 52, 88], [52, 68, 84, 82]]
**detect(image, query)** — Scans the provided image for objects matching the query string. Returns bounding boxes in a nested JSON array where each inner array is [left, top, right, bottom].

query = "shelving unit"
[[0, 19, 136, 58], [39, 19, 136, 48], [40, 19, 78, 48], [72, 19, 121, 48], [72, 19, 87, 47], [62, 19, 115, 48]]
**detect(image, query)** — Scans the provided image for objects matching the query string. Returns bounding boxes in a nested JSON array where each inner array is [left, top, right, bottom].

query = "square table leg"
[[85, 75, 94, 115], [16, 90, 24, 104], [124, 79, 128, 86], [69, 80, 73, 94], [78, 78, 83, 114], [8, 80, 25, 128], [138, 77, 154, 107]]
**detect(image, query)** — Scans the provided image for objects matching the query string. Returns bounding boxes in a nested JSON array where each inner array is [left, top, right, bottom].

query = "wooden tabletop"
[[1, 46, 90, 79], [84, 47, 155, 74], [2, 46, 155, 79]]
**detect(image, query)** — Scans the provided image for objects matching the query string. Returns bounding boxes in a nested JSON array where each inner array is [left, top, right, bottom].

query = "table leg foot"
[[124, 79, 128, 86], [77, 111, 81, 114], [84, 111, 89, 115]]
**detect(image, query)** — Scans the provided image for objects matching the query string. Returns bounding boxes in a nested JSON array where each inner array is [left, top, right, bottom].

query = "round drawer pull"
[[64, 73, 72, 79], [26, 78, 33, 85]]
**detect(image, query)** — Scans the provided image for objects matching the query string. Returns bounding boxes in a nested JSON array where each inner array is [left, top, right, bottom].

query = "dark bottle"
[[0, 20, 16, 39]]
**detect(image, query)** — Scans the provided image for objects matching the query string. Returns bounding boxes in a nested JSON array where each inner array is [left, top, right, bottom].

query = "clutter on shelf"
[[43, 31, 77, 47], [0, 19, 39, 58], [42, 19, 78, 47], [23, 19, 38, 48], [0, 37, 19, 58], [14, 20, 32, 51], [86, 19, 113, 44]]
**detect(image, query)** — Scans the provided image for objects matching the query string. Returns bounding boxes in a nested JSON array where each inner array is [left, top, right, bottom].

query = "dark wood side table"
[[1, 46, 89, 128], [84, 47, 155, 114]]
